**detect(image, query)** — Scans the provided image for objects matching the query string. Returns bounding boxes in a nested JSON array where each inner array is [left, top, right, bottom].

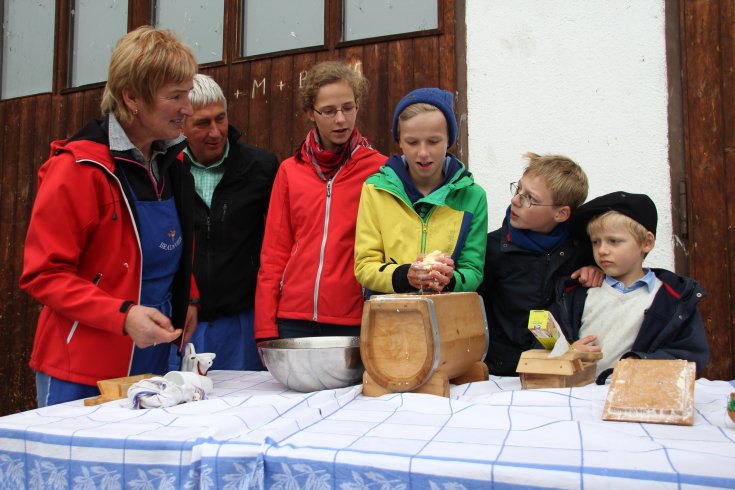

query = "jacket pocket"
[[67, 273, 103, 344], [279, 243, 298, 293]]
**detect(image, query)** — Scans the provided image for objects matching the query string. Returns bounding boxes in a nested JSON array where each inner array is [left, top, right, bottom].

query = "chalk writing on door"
[[232, 60, 363, 100]]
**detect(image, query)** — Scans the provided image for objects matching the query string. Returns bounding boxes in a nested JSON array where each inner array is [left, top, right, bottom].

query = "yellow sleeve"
[[354, 183, 399, 293]]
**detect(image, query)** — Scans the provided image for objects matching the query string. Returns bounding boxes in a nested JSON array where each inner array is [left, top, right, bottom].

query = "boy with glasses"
[[550, 191, 709, 382], [477, 153, 602, 376]]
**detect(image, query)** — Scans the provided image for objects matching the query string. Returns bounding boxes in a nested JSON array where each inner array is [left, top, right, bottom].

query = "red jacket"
[[254, 145, 386, 338], [20, 122, 197, 386]]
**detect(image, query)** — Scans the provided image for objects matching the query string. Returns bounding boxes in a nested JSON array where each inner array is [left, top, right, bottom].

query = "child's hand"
[[571, 266, 604, 288], [408, 252, 455, 292], [571, 335, 601, 352], [408, 260, 431, 290], [426, 260, 454, 292]]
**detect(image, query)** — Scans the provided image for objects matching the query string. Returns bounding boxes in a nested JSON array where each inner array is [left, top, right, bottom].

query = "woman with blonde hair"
[[21, 26, 200, 406], [255, 60, 386, 340]]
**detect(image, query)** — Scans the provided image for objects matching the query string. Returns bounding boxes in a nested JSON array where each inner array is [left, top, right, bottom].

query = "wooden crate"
[[516, 349, 603, 389]]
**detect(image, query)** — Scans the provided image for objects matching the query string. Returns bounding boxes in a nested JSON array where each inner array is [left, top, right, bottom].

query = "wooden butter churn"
[[360, 292, 489, 397]]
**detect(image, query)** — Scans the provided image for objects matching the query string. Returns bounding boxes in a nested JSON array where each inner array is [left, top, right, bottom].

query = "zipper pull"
[[206, 216, 211, 240], [221, 202, 228, 223]]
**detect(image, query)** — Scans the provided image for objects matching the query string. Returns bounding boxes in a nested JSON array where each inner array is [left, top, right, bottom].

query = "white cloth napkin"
[[127, 376, 206, 409]]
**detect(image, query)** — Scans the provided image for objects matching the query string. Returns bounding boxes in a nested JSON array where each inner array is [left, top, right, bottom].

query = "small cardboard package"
[[527, 310, 561, 350]]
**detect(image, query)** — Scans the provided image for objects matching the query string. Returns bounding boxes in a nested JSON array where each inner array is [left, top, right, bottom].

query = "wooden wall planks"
[[680, 0, 734, 380]]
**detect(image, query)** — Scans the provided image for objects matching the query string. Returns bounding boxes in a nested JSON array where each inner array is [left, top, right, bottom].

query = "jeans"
[[276, 318, 361, 339], [35, 371, 99, 407]]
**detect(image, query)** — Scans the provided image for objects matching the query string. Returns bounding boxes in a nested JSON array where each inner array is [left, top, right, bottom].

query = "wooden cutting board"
[[83, 373, 157, 406], [602, 359, 695, 425]]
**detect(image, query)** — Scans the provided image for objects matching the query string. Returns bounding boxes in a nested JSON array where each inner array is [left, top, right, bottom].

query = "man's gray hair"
[[189, 73, 227, 111]]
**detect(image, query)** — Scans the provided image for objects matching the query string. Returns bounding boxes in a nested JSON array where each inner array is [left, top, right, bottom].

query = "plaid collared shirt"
[[184, 141, 230, 208]]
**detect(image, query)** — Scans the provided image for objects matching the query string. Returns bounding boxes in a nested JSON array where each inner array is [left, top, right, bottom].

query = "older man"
[[180, 74, 278, 370]]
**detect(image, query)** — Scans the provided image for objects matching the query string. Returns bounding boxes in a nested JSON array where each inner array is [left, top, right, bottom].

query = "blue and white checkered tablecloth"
[[0, 371, 733, 489]]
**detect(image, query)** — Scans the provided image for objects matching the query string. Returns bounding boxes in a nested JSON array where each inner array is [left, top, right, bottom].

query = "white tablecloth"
[[0, 371, 733, 489]]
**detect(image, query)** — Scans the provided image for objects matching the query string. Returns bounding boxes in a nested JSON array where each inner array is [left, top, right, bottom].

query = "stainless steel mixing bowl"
[[257, 336, 364, 392]]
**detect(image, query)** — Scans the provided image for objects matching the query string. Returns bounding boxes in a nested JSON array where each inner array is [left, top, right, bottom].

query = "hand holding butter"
[[409, 250, 455, 292], [419, 250, 447, 270]]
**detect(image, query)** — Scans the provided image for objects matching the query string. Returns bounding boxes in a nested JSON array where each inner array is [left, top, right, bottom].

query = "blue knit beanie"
[[392, 87, 458, 147]]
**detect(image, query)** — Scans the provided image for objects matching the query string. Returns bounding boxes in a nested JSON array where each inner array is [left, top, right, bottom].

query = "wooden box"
[[516, 349, 603, 389]]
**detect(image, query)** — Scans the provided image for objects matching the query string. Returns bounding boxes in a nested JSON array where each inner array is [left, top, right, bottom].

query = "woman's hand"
[[123, 305, 181, 348]]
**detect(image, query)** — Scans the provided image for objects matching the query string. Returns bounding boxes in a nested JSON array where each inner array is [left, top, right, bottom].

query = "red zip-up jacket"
[[254, 144, 386, 339], [20, 120, 197, 386]]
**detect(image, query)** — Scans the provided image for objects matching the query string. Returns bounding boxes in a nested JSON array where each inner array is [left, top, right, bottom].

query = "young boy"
[[478, 153, 601, 376], [551, 191, 710, 379]]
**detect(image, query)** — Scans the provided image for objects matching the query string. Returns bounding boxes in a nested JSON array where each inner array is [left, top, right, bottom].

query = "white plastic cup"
[[164, 371, 214, 394]]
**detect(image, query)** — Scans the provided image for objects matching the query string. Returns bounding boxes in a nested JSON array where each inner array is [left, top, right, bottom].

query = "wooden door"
[[679, 0, 735, 381]]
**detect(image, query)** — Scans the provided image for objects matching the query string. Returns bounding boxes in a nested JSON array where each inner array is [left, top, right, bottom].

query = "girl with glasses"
[[255, 61, 387, 340]]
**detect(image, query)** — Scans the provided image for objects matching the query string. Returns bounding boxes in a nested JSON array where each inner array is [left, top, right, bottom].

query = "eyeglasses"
[[510, 182, 559, 208], [312, 104, 357, 118]]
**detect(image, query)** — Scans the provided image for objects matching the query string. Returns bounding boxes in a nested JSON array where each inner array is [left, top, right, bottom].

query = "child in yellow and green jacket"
[[354, 88, 487, 295]]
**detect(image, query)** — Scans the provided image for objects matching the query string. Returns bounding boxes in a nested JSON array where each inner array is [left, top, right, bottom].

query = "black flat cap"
[[571, 191, 658, 237]]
